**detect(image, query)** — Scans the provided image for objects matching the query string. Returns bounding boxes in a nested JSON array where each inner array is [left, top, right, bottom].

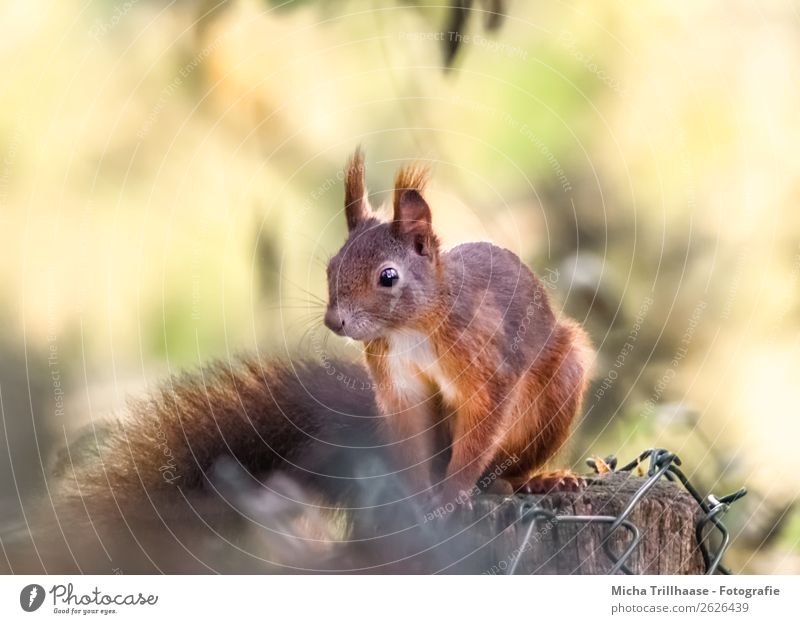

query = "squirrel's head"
[[324, 149, 441, 341]]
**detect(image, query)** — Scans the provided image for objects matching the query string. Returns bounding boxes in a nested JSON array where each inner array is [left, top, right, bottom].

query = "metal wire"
[[507, 448, 747, 575]]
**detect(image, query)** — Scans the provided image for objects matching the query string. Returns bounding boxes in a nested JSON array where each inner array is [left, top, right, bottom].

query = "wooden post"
[[446, 472, 707, 574], [4, 468, 712, 574]]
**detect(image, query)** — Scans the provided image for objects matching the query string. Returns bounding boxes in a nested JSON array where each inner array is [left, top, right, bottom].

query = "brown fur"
[[327, 151, 594, 501]]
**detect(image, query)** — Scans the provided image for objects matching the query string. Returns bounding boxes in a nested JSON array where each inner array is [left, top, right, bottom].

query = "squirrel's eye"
[[379, 267, 399, 288]]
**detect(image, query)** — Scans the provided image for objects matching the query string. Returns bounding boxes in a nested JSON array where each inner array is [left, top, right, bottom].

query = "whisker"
[[275, 233, 333, 276], [285, 312, 323, 331], [278, 276, 328, 306], [260, 303, 325, 311]]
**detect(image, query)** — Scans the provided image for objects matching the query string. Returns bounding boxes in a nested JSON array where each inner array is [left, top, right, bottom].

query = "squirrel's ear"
[[392, 162, 436, 256], [344, 148, 370, 232]]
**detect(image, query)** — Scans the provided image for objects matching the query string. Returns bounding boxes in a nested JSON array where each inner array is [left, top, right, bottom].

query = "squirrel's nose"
[[324, 308, 346, 335]]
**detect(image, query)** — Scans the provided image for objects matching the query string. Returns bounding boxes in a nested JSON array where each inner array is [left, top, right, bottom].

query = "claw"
[[518, 470, 586, 494]]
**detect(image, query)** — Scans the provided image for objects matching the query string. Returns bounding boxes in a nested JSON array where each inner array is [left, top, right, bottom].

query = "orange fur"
[[366, 313, 592, 500], [326, 152, 591, 504], [328, 150, 595, 502]]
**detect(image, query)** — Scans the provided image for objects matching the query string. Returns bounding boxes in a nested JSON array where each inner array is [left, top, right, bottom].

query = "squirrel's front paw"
[[517, 470, 585, 494]]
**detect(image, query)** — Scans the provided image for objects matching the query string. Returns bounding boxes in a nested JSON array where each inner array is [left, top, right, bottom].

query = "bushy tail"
[[57, 356, 383, 505], [9, 357, 400, 572]]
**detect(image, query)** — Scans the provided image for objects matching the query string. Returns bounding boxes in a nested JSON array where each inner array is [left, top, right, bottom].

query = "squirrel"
[[324, 149, 593, 503], [9, 150, 592, 573]]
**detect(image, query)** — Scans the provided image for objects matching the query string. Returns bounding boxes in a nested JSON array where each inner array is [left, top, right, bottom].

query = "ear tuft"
[[392, 162, 430, 210], [344, 147, 370, 232], [392, 166, 437, 256]]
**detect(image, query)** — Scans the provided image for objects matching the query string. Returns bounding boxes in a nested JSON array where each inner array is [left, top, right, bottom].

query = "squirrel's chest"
[[383, 331, 458, 404]]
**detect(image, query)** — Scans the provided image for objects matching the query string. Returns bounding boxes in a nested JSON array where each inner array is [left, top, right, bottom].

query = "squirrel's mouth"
[[338, 324, 377, 342], [324, 312, 379, 342]]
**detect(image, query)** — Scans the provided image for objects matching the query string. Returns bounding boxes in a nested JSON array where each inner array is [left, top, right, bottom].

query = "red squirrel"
[[325, 149, 593, 502], [17, 151, 592, 572]]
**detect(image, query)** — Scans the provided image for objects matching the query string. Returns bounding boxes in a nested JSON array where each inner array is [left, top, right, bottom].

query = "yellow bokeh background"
[[1, 0, 798, 571]]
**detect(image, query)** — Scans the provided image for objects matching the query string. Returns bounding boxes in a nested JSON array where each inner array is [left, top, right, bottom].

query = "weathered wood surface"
[[2, 471, 708, 573], [445, 473, 706, 574]]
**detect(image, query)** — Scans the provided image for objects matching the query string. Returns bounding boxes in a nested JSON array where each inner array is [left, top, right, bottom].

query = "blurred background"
[[0, 0, 798, 572]]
